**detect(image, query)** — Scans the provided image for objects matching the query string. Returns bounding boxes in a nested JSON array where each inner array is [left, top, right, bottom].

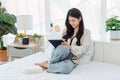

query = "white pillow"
[[79, 40, 94, 64], [21, 65, 44, 74]]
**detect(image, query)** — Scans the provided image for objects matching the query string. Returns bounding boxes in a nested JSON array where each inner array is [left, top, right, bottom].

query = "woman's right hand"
[[61, 38, 72, 49], [62, 38, 66, 42]]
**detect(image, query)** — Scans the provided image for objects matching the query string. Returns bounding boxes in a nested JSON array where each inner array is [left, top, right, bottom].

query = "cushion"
[[79, 40, 94, 64], [21, 65, 44, 74]]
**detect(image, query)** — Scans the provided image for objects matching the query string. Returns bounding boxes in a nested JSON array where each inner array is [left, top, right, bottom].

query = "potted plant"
[[105, 16, 120, 40], [16, 33, 26, 44], [0, 3, 17, 62], [32, 33, 41, 42]]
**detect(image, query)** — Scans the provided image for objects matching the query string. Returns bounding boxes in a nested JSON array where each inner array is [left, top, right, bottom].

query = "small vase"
[[18, 38, 23, 44], [34, 38, 40, 43]]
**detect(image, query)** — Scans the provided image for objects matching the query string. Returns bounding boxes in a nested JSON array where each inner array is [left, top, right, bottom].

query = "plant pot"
[[34, 38, 40, 43], [18, 38, 23, 44], [110, 30, 120, 40], [0, 49, 8, 62], [22, 37, 29, 45]]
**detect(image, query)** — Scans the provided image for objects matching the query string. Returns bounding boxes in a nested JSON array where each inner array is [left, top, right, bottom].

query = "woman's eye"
[[69, 20, 75, 23]]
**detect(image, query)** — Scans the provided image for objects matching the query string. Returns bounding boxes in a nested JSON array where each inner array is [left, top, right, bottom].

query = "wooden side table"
[[7, 35, 45, 61], [7, 42, 40, 61]]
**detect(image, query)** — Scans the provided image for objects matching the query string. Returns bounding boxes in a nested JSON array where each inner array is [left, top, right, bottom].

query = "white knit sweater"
[[62, 29, 91, 64]]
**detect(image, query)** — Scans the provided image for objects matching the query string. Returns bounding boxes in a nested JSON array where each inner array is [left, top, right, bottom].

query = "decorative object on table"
[[105, 16, 120, 40], [16, 33, 26, 44], [50, 23, 54, 32], [0, 1, 17, 62], [16, 15, 33, 44], [17, 15, 33, 34], [18, 38, 22, 44], [32, 33, 41, 43], [54, 25, 61, 32], [22, 37, 29, 45], [50, 23, 61, 32]]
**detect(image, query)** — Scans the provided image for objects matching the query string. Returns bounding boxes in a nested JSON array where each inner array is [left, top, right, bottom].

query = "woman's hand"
[[62, 39, 72, 49]]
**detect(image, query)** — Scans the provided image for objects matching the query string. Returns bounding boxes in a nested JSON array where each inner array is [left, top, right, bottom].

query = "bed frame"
[[93, 41, 120, 65]]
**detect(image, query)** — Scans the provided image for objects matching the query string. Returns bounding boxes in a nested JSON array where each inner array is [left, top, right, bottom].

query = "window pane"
[[107, 0, 120, 17]]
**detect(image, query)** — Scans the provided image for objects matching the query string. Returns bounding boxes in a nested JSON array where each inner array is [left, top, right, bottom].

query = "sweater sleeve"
[[70, 29, 91, 57]]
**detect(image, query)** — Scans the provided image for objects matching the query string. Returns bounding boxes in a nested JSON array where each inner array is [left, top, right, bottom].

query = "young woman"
[[35, 8, 91, 74]]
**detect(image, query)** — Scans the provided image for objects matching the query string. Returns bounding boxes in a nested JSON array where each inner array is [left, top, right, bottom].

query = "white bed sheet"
[[0, 52, 120, 80]]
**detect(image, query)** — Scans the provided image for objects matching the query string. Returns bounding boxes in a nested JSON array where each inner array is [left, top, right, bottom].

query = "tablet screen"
[[48, 39, 63, 48]]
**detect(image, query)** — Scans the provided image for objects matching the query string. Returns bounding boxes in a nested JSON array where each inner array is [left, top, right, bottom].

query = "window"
[[2, 0, 120, 46], [107, 0, 120, 17]]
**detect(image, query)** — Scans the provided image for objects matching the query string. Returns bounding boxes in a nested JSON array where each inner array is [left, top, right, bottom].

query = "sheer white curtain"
[[49, 0, 105, 40], [3, 0, 46, 34], [49, 0, 120, 41], [1, 0, 120, 46], [107, 0, 120, 17], [2, 0, 46, 46]]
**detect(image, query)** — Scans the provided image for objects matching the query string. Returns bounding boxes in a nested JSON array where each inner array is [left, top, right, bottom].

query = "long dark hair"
[[62, 8, 85, 46]]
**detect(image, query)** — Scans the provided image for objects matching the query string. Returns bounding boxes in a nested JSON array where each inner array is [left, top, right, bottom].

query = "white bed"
[[0, 51, 120, 80]]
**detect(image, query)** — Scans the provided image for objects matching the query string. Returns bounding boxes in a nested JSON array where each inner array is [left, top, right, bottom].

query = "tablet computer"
[[48, 39, 63, 48]]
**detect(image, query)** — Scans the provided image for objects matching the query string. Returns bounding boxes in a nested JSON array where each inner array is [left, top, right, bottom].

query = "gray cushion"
[[79, 40, 94, 64]]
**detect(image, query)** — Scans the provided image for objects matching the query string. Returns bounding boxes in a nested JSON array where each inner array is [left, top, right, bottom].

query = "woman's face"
[[68, 16, 81, 29]]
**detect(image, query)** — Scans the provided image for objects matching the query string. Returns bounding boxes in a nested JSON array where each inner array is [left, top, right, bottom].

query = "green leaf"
[[0, 23, 17, 36], [105, 16, 120, 32], [0, 13, 16, 25], [0, 12, 17, 49]]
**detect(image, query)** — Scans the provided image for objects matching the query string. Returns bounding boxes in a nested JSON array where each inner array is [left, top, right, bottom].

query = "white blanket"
[[0, 52, 120, 80]]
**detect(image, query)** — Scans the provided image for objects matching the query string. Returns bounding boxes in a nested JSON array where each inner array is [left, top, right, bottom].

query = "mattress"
[[0, 52, 120, 80]]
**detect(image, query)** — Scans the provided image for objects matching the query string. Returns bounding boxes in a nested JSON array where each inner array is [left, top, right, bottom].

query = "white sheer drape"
[[3, 0, 46, 34], [50, 0, 102, 40], [2, 0, 46, 46], [49, 0, 120, 41], [107, 0, 120, 17], [1, 0, 120, 46]]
